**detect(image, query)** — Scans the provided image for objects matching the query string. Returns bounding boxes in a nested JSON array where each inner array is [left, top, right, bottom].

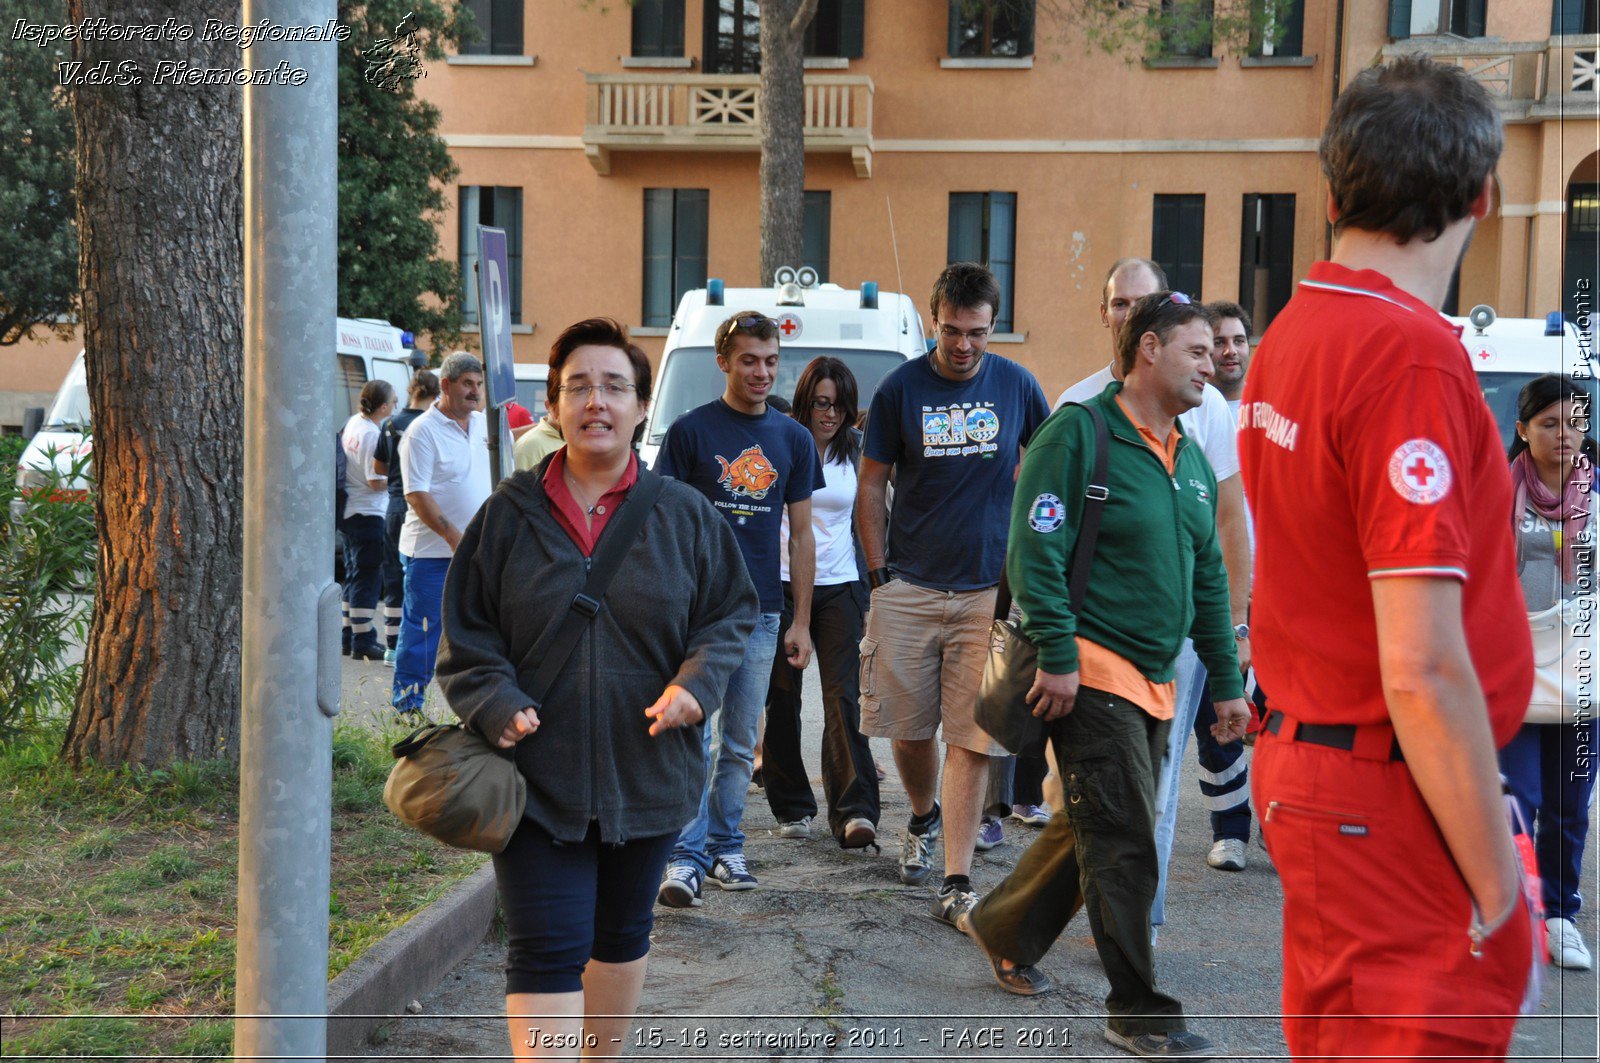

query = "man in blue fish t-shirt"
[[856, 263, 1050, 930], [654, 311, 825, 907]]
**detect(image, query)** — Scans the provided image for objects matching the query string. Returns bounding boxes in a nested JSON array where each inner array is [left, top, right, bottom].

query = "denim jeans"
[[1151, 641, 1205, 929], [391, 554, 450, 712], [671, 612, 781, 872], [1500, 721, 1598, 920]]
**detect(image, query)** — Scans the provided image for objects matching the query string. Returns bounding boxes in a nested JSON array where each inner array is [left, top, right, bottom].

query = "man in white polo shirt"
[[391, 352, 491, 715]]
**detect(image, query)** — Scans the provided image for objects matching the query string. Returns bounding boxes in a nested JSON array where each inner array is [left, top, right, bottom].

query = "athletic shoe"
[[1011, 803, 1052, 827], [974, 815, 1005, 852], [1103, 1028, 1215, 1060], [1548, 917, 1594, 970], [931, 884, 978, 932], [383, 648, 397, 666], [778, 817, 812, 839], [899, 806, 941, 886], [709, 852, 758, 890], [841, 817, 877, 849], [1206, 838, 1247, 872], [968, 918, 1052, 996], [657, 864, 703, 908]]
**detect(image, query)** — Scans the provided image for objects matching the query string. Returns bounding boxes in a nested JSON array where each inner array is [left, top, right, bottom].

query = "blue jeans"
[[391, 554, 450, 712], [671, 613, 781, 872], [1151, 642, 1205, 930], [1500, 721, 1598, 920]]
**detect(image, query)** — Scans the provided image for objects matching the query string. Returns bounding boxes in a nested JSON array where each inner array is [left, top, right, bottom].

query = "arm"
[[1373, 576, 1521, 926], [784, 498, 816, 668], [1009, 429, 1086, 719], [855, 457, 892, 578], [1215, 473, 1252, 672], [405, 490, 463, 552], [666, 499, 761, 714]]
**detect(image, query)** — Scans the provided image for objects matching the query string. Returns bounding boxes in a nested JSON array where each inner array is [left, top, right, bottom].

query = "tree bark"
[[63, 0, 244, 766], [757, 0, 818, 287]]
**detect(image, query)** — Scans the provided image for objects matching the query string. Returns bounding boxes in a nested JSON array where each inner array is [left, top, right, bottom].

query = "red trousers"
[[1255, 728, 1532, 1063]]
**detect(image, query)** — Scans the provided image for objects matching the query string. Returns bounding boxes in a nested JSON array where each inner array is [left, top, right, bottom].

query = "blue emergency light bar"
[[1546, 312, 1564, 337]]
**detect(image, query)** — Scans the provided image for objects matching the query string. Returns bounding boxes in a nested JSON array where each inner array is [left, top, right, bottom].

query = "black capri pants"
[[491, 818, 677, 995]]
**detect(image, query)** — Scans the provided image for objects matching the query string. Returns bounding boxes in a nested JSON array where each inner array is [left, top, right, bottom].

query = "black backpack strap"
[[993, 401, 1111, 620], [523, 468, 667, 711]]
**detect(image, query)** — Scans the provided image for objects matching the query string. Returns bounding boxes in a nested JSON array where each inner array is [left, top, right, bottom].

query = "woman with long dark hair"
[[763, 356, 882, 848], [1500, 372, 1598, 971]]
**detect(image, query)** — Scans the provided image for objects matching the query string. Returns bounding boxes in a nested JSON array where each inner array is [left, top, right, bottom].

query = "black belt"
[[1264, 710, 1405, 762]]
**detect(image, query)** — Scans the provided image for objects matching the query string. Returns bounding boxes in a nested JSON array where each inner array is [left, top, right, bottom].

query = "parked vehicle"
[[512, 362, 550, 423], [1458, 306, 1594, 449], [640, 270, 927, 468]]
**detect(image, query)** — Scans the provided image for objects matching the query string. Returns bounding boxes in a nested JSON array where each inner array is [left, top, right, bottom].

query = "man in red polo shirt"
[[1239, 57, 1535, 1061]]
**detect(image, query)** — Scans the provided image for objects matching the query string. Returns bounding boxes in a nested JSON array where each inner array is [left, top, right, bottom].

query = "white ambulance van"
[[1457, 305, 1595, 449], [10, 318, 420, 524], [640, 271, 927, 468]]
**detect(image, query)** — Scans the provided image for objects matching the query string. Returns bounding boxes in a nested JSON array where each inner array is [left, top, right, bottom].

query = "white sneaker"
[[778, 816, 812, 839], [1547, 917, 1594, 970], [1206, 838, 1247, 872]]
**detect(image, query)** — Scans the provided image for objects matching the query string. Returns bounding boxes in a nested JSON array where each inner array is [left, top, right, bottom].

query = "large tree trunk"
[[63, 0, 244, 766], [757, 0, 818, 287]]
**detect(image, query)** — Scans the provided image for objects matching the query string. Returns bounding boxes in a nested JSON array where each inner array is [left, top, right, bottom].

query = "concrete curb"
[[327, 863, 498, 1057]]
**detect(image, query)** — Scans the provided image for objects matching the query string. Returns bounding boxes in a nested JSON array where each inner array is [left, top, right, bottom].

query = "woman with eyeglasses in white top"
[[763, 356, 882, 848]]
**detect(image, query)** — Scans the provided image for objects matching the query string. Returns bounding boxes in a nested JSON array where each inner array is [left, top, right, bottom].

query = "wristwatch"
[[867, 567, 891, 590], [1233, 623, 1250, 641]]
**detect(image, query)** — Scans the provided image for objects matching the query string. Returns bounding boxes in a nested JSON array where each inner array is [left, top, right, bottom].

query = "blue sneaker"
[[1011, 803, 1052, 828], [709, 852, 758, 890], [974, 815, 1005, 852], [657, 863, 703, 908]]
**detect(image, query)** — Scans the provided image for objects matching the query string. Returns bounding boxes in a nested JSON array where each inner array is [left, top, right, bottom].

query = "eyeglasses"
[[937, 324, 992, 341], [558, 383, 637, 400], [811, 397, 842, 412], [1164, 292, 1194, 307], [734, 315, 772, 330]]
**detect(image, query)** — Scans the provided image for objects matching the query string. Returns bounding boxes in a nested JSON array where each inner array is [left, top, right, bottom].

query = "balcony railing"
[[1383, 35, 1599, 121], [582, 72, 875, 176]]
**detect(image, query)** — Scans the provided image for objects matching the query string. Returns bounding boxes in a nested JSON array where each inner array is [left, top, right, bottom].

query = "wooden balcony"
[[1384, 35, 1600, 123], [582, 72, 875, 177]]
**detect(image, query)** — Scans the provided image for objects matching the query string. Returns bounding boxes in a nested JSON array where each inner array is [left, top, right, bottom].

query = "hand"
[[1234, 635, 1252, 675], [443, 525, 464, 552], [496, 707, 540, 749], [784, 624, 814, 669], [1026, 668, 1080, 721], [1211, 698, 1251, 744], [645, 685, 704, 737]]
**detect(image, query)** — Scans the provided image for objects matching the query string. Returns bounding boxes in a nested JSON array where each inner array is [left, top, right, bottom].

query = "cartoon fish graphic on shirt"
[[717, 445, 778, 500]]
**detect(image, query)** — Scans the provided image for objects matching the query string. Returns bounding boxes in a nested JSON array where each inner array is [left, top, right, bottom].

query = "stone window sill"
[[803, 57, 851, 69], [447, 54, 537, 67], [461, 324, 533, 334], [622, 56, 693, 69], [1143, 56, 1221, 69], [988, 331, 1027, 343], [939, 56, 1034, 69], [632, 327, 671, 337], [1240, 54, 1316, 67]]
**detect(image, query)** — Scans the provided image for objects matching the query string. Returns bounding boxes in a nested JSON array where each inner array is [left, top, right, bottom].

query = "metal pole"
[[236, 3, 339, 1059]]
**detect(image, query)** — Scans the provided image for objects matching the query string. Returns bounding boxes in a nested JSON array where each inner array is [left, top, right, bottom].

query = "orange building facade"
[[2, 0, 1595, 426]]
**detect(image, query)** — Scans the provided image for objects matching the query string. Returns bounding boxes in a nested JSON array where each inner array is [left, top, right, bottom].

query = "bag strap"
[[994, 401, 1111, 620], [524, 468, 667, 711]]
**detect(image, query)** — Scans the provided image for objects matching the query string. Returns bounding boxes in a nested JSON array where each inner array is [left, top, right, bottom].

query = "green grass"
[[0, 723, 486, 1058]]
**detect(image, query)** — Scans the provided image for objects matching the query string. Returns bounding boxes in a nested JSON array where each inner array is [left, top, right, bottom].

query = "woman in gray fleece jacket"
[[436, 319, 758, 1060]]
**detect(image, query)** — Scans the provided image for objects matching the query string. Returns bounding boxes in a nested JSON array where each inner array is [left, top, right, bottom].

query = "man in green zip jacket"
[[966, 291, 1251, 1062]]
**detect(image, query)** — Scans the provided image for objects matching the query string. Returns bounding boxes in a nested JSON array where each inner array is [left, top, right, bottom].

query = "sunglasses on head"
[[1164, 292, 1193, 307]]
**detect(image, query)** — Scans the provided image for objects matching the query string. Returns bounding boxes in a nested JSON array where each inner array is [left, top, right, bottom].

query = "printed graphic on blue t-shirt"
[[655, 399, 824, 613], [863, 352, 1049, 590]]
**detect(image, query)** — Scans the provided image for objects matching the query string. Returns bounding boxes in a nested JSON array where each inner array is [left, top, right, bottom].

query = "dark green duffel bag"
[[384, 723, 526, 854]]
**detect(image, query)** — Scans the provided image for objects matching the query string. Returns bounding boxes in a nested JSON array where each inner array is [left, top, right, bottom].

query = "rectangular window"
[[948, 0, 1035, 58], [1250, 0, 1304, 57], [460, 187, 523, 326], [1553, 0, 1600, 34], [461, 0, 524, 56], [1389, 0, 1487, 38], [806, 0, 866, 58], [803, 191, 831, 283], [1160, 0, 1214, 58], [704, 0, 761, 74], [948, 192, 1018, 332], [632, 0, 685, 58], [1239, 194, 1295, 334], [1153, 194, 1206, 301], [643, 189, 709, 328]]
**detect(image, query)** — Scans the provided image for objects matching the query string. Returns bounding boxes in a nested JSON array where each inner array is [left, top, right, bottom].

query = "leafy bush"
[[0, 447, 96, 740]]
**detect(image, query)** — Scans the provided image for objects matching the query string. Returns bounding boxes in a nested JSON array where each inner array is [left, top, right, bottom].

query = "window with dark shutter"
[[460, 187, 524, 326], [1239, 194, 1295, 334], [803, 192, 832, 283], [1554, 0, 1600, 34], [632, 0, 685, 58], [461, 0, 524, 56], [1153, 194, 1206, 301], [806, 0, 866, 59], [1159, 0, 1213, 59], [948, 192, 1018, 332], [643, 189, 710, 327], [1249, 0, 1303, 57]]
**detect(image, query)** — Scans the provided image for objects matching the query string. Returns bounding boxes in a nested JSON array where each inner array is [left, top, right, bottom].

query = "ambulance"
[[1457, 305, 1596, 449], [640, 269, 928, 468], [9, 318, 421, 524]]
